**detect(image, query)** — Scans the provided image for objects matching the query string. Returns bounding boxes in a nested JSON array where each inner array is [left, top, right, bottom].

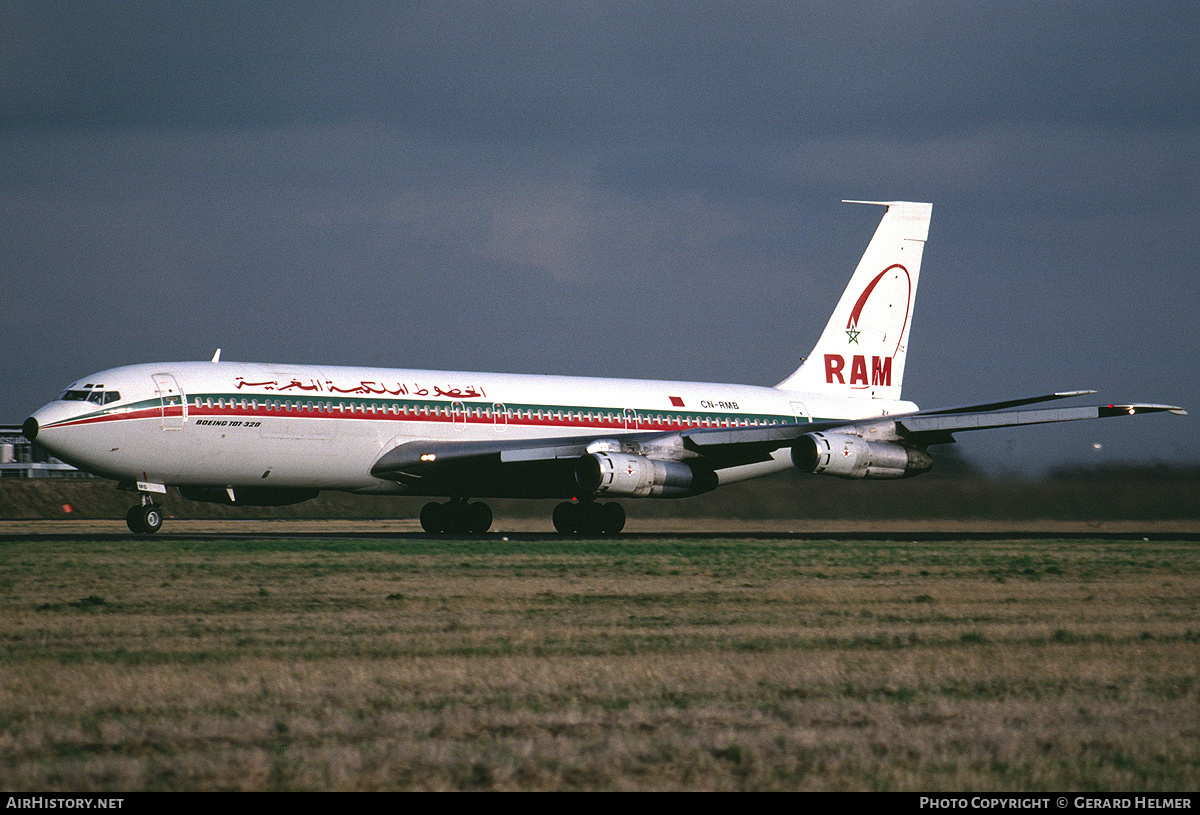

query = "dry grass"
[[0, 532, 1197, 790]]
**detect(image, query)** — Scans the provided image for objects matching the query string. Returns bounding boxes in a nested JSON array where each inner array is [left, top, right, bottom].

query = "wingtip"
[[1100, 403, 1188, 418]]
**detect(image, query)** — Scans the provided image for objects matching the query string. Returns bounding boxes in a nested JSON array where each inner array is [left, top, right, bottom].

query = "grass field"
[[1, 530, 1197, 791]]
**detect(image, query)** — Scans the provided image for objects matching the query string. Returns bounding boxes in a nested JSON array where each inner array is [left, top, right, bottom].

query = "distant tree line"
[[4, 458, 1198, 521]]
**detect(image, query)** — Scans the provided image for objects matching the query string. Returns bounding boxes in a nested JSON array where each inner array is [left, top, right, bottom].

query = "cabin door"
[[152, 373, 187, 430]]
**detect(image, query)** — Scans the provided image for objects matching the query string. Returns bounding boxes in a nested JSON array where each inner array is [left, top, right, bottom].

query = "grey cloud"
[[4, 3, 1196, 139], [2, 2, 1196, 474]]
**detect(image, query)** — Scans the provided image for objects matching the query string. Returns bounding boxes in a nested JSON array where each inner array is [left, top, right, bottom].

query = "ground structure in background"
[[4, 466, 1200, 525]]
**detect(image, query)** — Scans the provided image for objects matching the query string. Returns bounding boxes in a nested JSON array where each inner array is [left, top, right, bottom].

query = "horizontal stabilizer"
[[918, 391, 1097, 415], [899, 403, 1185, 435]]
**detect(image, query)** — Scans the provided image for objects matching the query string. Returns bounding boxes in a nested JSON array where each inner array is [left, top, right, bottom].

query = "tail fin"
[[776, 200, 932, 400]]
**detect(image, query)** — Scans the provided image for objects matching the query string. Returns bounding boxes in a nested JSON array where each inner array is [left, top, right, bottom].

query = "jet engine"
[[791, 432, 933, 479], [575, 453, 717, 498]]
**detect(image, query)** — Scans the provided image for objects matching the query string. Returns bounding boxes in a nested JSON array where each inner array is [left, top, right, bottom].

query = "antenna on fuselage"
[[211, 348, 221, 363]]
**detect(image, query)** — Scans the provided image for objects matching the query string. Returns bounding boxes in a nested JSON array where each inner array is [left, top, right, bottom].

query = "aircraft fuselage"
[[26, 361, 917, 497]]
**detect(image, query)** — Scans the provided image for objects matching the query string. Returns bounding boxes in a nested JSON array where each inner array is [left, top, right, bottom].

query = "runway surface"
[[4, 517, 1199, 541]]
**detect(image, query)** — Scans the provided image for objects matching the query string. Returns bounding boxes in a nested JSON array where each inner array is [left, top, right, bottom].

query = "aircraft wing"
[[370, 393, 1185, 495], [373, 434, 602, 474], [678, 395, 1186, 457], [371, 433, 619, 498]]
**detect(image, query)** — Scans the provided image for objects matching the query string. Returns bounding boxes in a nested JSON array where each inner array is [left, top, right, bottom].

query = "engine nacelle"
[[791, 432, 933, 479], [177, 486, 320, 506], [575, 452, 717, 498]]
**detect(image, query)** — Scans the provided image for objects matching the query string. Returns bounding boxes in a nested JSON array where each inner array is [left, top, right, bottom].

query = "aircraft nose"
[[22, 416, 38, 441]]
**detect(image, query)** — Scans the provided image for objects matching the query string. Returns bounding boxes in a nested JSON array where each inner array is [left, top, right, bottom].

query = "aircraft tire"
[[552, 501, 579, 534], [553, 501, 624, 535], [468, 502, 492, 534], [601, 502, 625, 534], [130, 504, 163, 534], [421, 501, 491, 534], [126, 505, 145, 534], [420, 501, 445, 533], [576, 502, 604, 535]]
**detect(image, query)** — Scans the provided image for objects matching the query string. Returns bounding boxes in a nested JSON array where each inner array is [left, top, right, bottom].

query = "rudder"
[[776, 200, 932, 400]]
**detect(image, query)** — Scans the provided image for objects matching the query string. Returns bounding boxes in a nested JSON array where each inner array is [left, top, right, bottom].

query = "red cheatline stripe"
[[45, 397, 799, 432]]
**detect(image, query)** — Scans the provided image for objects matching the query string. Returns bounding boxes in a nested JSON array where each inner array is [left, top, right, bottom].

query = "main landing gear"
[[553, 500, 625, 535], [417, 498, 626, 535], [420, 498, 493, 534], [126, 499, 164, 534]]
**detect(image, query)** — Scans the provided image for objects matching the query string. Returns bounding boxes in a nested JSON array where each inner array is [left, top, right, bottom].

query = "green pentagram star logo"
[[846, 327, 860, 344]]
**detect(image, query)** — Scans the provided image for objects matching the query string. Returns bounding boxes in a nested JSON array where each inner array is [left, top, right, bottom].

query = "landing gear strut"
[[126, 498, 164, 534], [420, 498, 493, 534], [552, 500, 625, 535]]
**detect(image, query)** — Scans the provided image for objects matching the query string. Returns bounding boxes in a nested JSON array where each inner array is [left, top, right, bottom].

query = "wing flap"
[[371, 435, 599, 478], [499, 442, 596, 462]]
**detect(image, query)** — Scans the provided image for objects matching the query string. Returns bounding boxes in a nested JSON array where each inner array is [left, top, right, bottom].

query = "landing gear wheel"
[[553, 501, 580, 534], [127, 503, 163, 534], [420, 500, 493, 534], [576, 503, 603, 535], [141, 504, 163, 534], [126, 505, 145, 534], [600, 502, 626, 534], [468, 501, 492, 534], [553, 501, 625, 535], [420, 501, 446, 533]]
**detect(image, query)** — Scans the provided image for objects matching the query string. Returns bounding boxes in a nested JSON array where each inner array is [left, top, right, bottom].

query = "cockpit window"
[[63, 389, 121, 404]]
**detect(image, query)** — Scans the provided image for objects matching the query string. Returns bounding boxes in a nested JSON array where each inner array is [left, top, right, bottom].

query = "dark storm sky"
[[2, 1, 1196, 473]]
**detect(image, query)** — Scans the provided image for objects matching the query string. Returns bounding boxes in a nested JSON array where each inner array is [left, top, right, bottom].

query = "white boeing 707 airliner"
[[23, 201, 1185, 534]]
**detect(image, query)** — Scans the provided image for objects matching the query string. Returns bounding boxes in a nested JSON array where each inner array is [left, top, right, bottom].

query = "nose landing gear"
[[126, 500, 164, 534]]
